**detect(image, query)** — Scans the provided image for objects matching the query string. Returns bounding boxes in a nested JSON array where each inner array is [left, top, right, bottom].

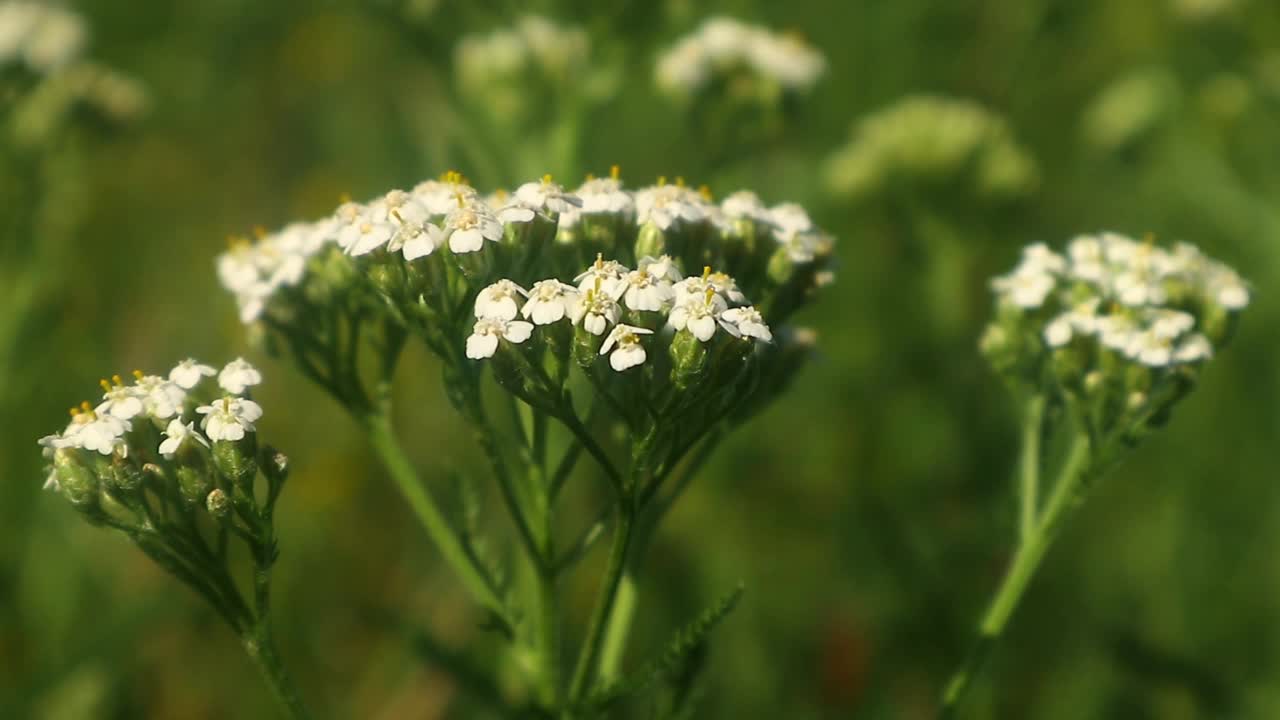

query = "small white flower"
[[1043, 299, 1101, 347], [197, 396, 264, 442], [56, 410, 131, 456], [389, 220, 445, 261], [674, 270, 745, 305], [574, 255, 629, 293], [169, 359, 217, 390], [445, 198, 505, 253], [1044, 316, 1074, 348], [991, 269, 1056, 309], [522, 280, 580, 325], [475, 280, 529, 321], [721, 191, 773, 224], [568, 283, 623, 335], [1067, 234, 1107, 282], [776, 229, 825, 263], [413, 175, 480, 215], [769, 202, 815, 235], [465, 318, 534, 359], [1208, 268, 1249, 310], [1173, 333, 1213, 364], [513, 176, 582, 215], [719, 306, 773, 342], [218, 358, 263, 395], [635, 184, 707, 231], [1125, 328, 1175, 367], [619, 269, 675, 312], [600, 324, 654, 371], [575, 175, 634, 214], [637, 255, 683, 283], [1019, 243, 1067, 275], [159, 419, 209, 458], [669, 289, 728, 342], [1149, 309, 1195, 339], [96, 381, 144, 420], [134, 374, 186, 420], [1097, 313, 1139, 352]]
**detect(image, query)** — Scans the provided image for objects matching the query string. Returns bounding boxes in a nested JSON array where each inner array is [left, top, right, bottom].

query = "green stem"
[[568, 506, 634, 703], [939, 432, 1092, 718], [242, 621, 313, 720], [596, 571, 637, 683], [535, 565, 561, 708], [363, 410, 506, 618], [1019, 394, 1046, 543]]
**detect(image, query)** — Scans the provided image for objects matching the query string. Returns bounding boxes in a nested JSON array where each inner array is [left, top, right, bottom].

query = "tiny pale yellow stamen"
[[657, 176, 667, 187], [675, 176, 686, 188], [111, 374, 124, 387], [80, 401, 93, 413], [338, 191, 353, 204], [252, 225, 268, 240], [99, 379, 111, 392], [702, 266, 711, 280], [132, 370, 144, 380], [610, 164, 620, 180], [542, 173, 553, 184]]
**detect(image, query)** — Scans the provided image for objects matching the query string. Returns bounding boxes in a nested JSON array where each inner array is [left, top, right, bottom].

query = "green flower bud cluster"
[[981, 232, 1249, 455], [823, 95, 1039, 202]]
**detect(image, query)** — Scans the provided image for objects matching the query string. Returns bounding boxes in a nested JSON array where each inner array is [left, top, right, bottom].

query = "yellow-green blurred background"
[[3, 1, 1279, 718]]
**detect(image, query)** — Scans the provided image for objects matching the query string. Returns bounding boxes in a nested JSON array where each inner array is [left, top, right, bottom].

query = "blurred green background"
[[3, 0, 1279, 717]]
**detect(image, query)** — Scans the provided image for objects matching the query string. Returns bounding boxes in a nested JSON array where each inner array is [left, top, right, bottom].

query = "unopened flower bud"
[[53, 448, 98, 507], [206, 488, 231, 519], [260, 447, 289, 485], [177, 467, 212, 507], [635, 221, 666, 259], [572, 324, 603, 369], [669, 329, 708, 390], [766, 247, 796, 286], [212, 437, 258, 491]]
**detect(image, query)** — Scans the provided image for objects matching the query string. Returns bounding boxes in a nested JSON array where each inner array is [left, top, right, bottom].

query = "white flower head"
[[197, 396, 264, 442], [574, 255, 629, 294], [991, 268, 1056, 309], [674, 268, 745, 306], [413, 172, 480, 215], [600, 324, 654, 371], [388, 218, 445, 261], [134, 373, 186, 420], [466, 318, 534, 359], [769, 202, 815, 235], [170, 358, 217, 389], [635, 182, 708, 231], [95, 376, 144, 420], [218, 358, 262, 395], [568, 280, 623, 336], [1173, 333, 1213, 364], [513, 175, 583, 215], [669, 287, 728, 342], [445, 196, 505, 253], [475, 280, 529, 320], [576, 172, 635, 214], [637, 255, 683, 283], [620, 268, 675, 312], [719, 306, 773, 342], [522, 280, 580, 325], [721, 191, 773, 225], [159, 418, 209, 458]]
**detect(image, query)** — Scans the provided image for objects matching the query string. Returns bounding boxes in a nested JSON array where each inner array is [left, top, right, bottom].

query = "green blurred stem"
[[597, 572, 637, 682], [568, 505, 634, 704], [362, 408, 506, 618], [1019, 394, 1046, 542], [940, 432, 1092, 718], [242, 621, 312, 720]]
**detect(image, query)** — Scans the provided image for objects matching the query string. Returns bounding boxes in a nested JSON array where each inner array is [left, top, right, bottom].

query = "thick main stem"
[[1019, 394, 1046, 542], [363, 410, 506, 617], [939, 432, 1092, 718], [568, 507, 634, 703]]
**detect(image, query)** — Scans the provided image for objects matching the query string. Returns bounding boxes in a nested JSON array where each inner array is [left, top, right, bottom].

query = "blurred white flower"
[[218, 358, 262, 395], [159, 419, 208, 458], [197, 397, 263, 442]]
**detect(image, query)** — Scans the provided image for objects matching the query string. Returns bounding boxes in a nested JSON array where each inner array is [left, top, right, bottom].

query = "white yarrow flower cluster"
[[655, 16, 826, 96], [988, 232, 1248, 372], [37, 358, 263, 464], [469, 256, 773, 372], [0, 1, 87, 74]]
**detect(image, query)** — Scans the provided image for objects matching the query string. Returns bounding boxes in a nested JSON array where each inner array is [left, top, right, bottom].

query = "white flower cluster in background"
[[0, 1, 86, 74], [38, 358, 264, 479], [824, 95, 1040, 201], [655, 16, 826, 97], [986, 233, 1248, 374], [455, 15, 589, 87], [219, 170, 835, 327]]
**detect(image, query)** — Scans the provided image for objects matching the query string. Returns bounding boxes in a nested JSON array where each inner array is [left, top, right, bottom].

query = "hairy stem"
[[242, 621, 313, 720], [940, 432, 1092, 718]]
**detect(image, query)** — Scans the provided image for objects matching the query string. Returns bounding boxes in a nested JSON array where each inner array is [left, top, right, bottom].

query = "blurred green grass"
[[3, 1, 1279, 718]]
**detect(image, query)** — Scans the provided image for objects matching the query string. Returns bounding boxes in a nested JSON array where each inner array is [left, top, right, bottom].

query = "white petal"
[[466, 333, 499, 359], [504, 321, 534, 344], [610, 345, 646, 371], [450, 228, 484, 253]]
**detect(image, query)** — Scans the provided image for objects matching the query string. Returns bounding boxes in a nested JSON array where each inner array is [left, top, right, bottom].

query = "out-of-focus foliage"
[[2, 0, 1278, 718]]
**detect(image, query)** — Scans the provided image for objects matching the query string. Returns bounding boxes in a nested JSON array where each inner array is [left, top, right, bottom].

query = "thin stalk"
[[1019, 394, 1046, 543], [568, 507, 634, 703], [363, 410, 506, 618], [939, 432, 1092, 718]]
